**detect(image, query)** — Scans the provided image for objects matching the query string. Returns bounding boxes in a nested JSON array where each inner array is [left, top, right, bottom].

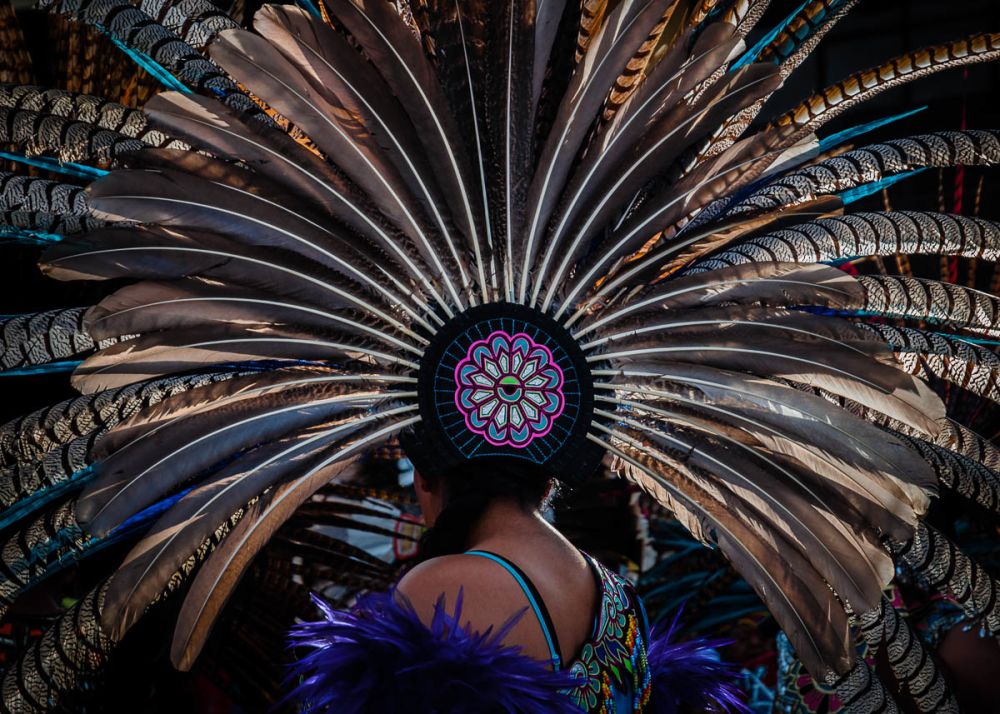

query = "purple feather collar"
[[286, 589, 746, 713]]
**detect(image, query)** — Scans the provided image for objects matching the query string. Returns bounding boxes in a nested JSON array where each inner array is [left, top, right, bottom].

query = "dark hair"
[[416, 459, 555, 560]]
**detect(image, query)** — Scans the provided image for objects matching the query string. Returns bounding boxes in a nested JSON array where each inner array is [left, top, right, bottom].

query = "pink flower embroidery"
[[454, 330, 565, 448]]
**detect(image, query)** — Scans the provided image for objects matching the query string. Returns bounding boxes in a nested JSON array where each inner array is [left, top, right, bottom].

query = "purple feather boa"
[[286, 591, 746, 713]]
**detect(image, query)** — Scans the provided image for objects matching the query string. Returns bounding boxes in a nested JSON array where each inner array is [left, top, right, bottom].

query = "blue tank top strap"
[[463, 550, 563, 670]]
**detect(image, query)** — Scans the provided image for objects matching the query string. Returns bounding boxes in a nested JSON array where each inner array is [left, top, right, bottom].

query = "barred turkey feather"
[[0, 173, 89, 214], [943, 420, 1000, 471], [690, 211, 1000, 272], [893, 522, 1000, 635], [0, 107, 145, 164], [0, 499, 85, 619], [39, 0, 263, 118], [863, 324, 1000, 405], [0, 308, 94, 371], [139, 0, 241, 50], [0, 210, 104, 237], [0, 86, 187, 149], [856, 596, 959, 714], [856, 275, 1000, 338], [729, 130, 1000, 217], [0, 581, 112, 713]]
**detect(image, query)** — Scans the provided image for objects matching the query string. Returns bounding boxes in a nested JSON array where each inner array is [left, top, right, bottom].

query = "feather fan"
[[0, 1, 998, 711]]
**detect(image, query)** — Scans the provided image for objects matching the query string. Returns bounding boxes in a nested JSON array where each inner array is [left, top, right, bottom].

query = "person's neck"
[[466, 498, 544, 547]]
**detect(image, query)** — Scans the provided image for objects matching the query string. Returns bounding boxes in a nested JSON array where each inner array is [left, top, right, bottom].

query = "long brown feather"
[[601, 430, 854, 680], [171, 415, 417, 670]]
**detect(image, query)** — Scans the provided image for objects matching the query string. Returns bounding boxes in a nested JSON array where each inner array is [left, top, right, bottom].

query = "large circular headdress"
[[409, 303, 602, 480]]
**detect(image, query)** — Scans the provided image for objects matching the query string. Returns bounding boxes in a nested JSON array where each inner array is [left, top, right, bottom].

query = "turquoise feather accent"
[[0, 467, 97, 533], [731, 0, 809, 70], [839, 168, 927, 204], [294, 0, 323, 20], [0, 360, 83, 376], [0, 151, 108, 181], [98, 27, 192, 94], [818, 106, 927, 153], [0, 228, 63, 245]]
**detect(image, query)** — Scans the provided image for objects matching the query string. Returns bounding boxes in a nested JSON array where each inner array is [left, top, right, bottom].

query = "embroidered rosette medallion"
[[454, 331, 565, 448], [413, 303, 600, 478]]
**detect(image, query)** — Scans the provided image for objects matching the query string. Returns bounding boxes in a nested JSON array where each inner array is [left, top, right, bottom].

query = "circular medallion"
[[454, 330, 565, 448], [410, 303, 601, 480]]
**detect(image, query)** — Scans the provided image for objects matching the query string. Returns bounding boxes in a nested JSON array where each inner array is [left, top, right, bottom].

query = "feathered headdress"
[[0, 0, 998, 710]]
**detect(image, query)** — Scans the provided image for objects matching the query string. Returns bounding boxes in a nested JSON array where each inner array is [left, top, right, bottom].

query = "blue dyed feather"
[[818, 107, 927, 153], [9, 489, 191, 596], [95, 25, 192, 94], [731, 0, 809, 70], [294, 0, 323, 20], [0, 151, 108, 181], [0, 360, 83, 376], [0, 228, 63, 245], [0, 466, 97, 533], [935, 334, 1000, 347], [839, 168, 927, 205]]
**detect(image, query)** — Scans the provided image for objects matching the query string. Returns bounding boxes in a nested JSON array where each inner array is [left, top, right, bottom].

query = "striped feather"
[[690, 211, 1000, 273], [0, 307, 95, 371], [825, 658, 900, 714], [855, 275, 1000, 339], [0, 210, 103, 236], [139, 0, 240, 50], [600, 3, 674, 123], [521, 0, 675, 304], [322, 0, 483, 308], [170, 413, 415, 670], [0, 371, 242, 468], [893, 432, 1000, 515], [862, 324, 1000, 406], [721, 0, 771, 37], [600, 429, 855, 681], [0, 86, 187, 148], [40, 0, 262, 118], [77, 384, 407, 535], [0, 581, 112, 711], [729, 130, 1000, 217], [856, 597, 958, 714], [0, 107, 143, 164], [0, 499, 84, 618], [773, 33, 1000, 139], [892, 523, 1000, 635], [574, 0, 608, 62], [0, 172, 89, 214]]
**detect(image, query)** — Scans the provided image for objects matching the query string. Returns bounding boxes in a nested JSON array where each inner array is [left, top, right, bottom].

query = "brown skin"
[[396, 470, 599, 667]]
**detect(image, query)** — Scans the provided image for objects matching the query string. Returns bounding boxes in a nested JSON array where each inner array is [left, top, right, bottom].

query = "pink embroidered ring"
[[454, 330, 565, 448]]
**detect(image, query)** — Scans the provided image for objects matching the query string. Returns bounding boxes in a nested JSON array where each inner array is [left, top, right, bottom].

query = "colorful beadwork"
[[454, 330, 566, 448], [564, 559, 653, 713]]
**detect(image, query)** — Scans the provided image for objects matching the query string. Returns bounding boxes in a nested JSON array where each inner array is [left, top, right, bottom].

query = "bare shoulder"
[[396, 555, 523, 629]]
